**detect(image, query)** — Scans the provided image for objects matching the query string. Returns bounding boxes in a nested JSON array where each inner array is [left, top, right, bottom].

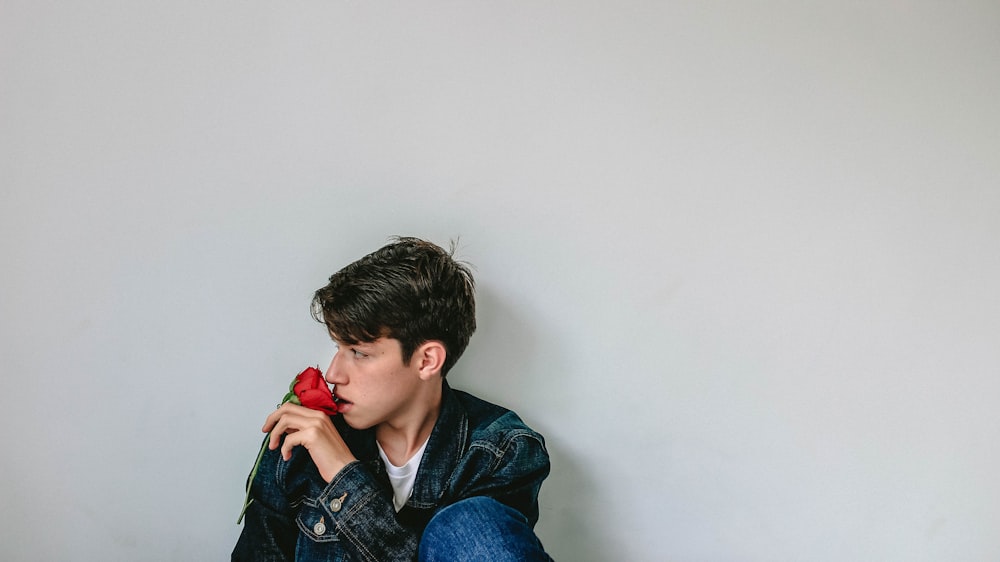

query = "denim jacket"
[[232, 382, 550, 562]]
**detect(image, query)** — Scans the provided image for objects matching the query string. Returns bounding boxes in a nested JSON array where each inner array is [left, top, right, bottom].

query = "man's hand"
[[263, 403, 357, 482]]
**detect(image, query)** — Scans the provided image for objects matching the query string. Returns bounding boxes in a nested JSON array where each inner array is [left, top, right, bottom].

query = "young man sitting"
[[232, 237, 552, 561]]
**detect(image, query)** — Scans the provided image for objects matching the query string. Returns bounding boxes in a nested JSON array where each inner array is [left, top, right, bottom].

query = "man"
[[233, 237, 552, 561]]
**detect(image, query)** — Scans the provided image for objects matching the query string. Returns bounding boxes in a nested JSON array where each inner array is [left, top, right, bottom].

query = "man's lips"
[[333, 394, 353, 412]]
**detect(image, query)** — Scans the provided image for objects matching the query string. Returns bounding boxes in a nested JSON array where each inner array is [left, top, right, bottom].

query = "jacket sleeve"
[[303, 460, 422, 562], [231, 444, 298, 562], [234, 437, 420, 562]]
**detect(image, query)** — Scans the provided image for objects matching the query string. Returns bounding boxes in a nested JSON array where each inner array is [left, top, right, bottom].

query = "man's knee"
[[419, 497, 550, 561]]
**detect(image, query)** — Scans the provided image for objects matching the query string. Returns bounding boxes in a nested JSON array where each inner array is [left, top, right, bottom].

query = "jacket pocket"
[[295, 501, 346, 561]]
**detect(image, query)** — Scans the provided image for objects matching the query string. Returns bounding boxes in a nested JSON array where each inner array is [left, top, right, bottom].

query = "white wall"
[[2, 2, 998, 560]]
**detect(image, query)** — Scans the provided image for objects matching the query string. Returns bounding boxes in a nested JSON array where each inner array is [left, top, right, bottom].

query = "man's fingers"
[[263, 402, 297, 431], [267, 413, 308, 450], [278, 425, 326, 460], [258, 406, 355, 482], [280, 432, 301, 461], [263, 403, 314, 433], [265, 405, 329, 451]]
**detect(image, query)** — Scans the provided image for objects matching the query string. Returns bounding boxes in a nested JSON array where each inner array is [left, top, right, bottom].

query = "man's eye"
[[352, 349, 368, 359]]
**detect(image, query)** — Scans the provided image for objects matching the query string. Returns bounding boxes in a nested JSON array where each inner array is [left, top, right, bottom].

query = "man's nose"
[[324, 351, 347, 385]]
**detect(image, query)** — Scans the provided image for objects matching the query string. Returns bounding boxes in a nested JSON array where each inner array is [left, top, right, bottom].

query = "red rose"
[[238, 366, 339, 524], [291, 366, 339, 415]]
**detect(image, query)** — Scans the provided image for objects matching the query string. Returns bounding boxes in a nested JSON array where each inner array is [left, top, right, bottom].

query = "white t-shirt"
[[376, 438, 429, 512]]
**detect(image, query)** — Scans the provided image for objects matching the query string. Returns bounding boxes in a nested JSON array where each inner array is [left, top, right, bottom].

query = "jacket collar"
[[408, 380, 467, 508]]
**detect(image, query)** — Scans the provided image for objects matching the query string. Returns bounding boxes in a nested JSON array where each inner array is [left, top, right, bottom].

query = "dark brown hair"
[[311, 237, 476, 376]]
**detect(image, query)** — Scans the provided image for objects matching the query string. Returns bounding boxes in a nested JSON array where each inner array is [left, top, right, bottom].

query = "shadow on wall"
[[456, 286, 615, 562]]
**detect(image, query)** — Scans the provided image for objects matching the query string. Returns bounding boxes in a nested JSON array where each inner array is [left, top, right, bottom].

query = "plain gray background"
[[2, 2, 998, 561]]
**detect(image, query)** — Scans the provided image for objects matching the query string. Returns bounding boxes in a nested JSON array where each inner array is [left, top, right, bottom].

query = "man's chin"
[[340, 413, 374, 430]]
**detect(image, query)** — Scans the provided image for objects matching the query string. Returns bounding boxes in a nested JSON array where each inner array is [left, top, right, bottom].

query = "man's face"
[[323, 336, 425, 430]]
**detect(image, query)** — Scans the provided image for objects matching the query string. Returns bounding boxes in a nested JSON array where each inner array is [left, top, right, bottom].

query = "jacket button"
[[330, 492, 347, 512], [313, 517, 326, 535]]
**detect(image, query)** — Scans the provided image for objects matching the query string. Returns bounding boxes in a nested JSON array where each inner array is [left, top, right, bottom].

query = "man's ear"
[[413, 341, 446, 380]]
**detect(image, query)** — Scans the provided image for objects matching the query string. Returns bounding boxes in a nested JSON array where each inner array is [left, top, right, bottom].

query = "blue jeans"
[[419, 497, 553, 561]]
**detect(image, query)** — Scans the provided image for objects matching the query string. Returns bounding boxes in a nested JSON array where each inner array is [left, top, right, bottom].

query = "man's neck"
[[375, 382, 442, 466]]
